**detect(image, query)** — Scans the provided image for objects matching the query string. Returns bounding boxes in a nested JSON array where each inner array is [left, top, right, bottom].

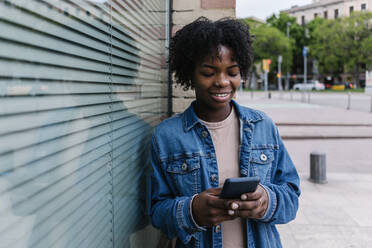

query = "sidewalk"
[[237, 92, 372, 248]]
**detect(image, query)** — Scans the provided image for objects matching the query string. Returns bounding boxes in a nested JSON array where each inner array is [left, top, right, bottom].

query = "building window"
[[350, 6, 354, 14], [314, 13, 318, 18], [324, 11, 328, 19], [361, 3, 366, 11], [334, 9, 339, 19], [301, 15, 305, 26]]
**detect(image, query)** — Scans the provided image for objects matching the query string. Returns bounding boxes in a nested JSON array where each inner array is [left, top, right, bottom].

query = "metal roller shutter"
[[0, 0, 168, 247]]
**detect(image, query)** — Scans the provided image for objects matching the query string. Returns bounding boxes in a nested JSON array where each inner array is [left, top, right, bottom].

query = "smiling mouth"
[[209, 92, 232, 102], [212, 92, 230, 97]]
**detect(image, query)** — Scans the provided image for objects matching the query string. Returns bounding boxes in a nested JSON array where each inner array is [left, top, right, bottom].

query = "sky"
[[236, 0, 313, 21]]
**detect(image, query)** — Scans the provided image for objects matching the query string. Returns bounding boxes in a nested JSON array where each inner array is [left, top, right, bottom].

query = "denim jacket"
[[149, 100, 300, 248]]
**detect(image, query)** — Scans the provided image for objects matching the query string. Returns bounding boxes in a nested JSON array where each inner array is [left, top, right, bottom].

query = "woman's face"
[[192, 45, 241, 114]]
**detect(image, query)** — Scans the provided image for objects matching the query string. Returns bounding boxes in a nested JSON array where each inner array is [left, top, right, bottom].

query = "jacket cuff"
[[257, 184, 277, 222], [176, 196, 204, 244]]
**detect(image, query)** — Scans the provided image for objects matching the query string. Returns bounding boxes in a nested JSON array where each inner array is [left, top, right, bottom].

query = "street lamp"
[[286, 22, 292, 90]]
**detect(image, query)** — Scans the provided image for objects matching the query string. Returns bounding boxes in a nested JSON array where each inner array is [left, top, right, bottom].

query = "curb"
[[276, 123, 372, 127], [282, 136, 372, 140]]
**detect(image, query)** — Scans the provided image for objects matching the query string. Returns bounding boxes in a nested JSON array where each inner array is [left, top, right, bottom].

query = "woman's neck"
[[194, 101, 232, 122]]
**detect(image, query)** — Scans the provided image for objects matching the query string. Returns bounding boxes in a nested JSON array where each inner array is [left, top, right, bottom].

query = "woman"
[[149, 17, 300, 248]]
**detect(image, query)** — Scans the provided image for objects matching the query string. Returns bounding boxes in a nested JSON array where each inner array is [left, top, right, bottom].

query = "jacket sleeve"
[[258, 127, 301, 224], [148, 135, 203, 244]]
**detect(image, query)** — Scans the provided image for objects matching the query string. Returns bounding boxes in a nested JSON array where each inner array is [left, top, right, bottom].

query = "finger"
[[241, 185, 266, 200], [236, 199, 261, 210], [227, 210, 235, 216], [224, 200, 240, 210], [207, 196, 230, 209], [205, 187, 222, 196]]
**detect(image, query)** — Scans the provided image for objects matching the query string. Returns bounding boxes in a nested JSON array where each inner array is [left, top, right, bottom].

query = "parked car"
[[331, 82, 354, 90], [292, 80, 325, 91]]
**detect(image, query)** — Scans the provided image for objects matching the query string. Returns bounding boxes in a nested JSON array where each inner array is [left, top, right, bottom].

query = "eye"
[[201, 72, 214, 77], [228, 72, 239, 77]]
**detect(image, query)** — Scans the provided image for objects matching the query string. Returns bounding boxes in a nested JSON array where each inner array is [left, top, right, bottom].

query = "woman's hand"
[[226, 185, 269, 219], [192, 188, 236, 227]]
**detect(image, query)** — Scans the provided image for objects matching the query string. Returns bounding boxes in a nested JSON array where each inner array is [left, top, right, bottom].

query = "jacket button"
[[260, 153, 267, 162], [181, 163, 188, 171], [210, 174, 217, 182], [215, 225, 221, 233], [201, 131, 208, 138]]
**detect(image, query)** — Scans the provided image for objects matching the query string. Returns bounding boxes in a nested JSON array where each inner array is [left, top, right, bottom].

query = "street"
[[237, 91, 372, 248], [241, 91, 372, 113]]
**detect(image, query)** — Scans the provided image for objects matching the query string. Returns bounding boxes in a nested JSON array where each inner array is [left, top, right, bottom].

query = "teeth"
[[214, 93, 229, 97]]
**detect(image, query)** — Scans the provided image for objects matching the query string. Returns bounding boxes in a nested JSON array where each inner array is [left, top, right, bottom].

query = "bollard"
[[309, 151, 327, 184], [347, 91, 351, 110], [268, 92, 271, 99]]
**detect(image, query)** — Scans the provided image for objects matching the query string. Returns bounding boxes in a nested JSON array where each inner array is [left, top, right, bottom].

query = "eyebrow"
[[201, 64, 239, 69]]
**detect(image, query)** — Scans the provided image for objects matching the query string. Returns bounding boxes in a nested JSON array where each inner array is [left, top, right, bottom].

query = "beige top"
[[201, 106, 245, 248]]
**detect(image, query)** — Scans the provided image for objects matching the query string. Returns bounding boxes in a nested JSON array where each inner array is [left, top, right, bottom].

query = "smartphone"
[[220, 176, 260, 199]]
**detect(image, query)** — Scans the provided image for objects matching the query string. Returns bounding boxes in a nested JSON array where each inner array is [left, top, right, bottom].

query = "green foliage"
[[267, 13, 306, 74], [309, 11, 372, 84], [240, 17, 292, 75], [361, 35, 372, 70], [251, 25, 292, 73], [241, 11, 372, 86], [309, 18, 344, 75]]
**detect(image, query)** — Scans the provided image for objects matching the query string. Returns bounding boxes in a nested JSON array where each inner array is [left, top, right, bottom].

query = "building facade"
[[282, 0, 372, 25]]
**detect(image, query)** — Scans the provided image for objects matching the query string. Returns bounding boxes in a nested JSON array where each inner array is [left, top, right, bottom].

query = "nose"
[[215, 73, 230, 87]]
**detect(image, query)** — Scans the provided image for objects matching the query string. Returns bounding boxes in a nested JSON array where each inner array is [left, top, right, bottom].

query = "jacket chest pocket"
[[166, 157, 201, 196], [250, 150, 274, 183]]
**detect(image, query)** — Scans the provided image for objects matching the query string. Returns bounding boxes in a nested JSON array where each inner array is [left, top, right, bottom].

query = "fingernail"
[[231, 202, 239, 210], [228, 210, 235, 216], [241, 194, 247, 200]]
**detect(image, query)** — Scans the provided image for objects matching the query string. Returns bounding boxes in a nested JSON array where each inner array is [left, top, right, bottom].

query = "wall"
[[171, 0, 236, 114], [0, 0, 168, 247]]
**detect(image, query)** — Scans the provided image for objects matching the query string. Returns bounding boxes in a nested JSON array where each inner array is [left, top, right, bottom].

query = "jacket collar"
[[183, 100, 264, 132]]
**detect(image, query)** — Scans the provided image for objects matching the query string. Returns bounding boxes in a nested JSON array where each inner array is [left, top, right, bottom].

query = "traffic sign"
[[303, 46, 308, 57], [262, 59, 271, 72]]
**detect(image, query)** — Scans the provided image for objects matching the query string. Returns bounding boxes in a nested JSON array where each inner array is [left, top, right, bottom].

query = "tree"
[[251, 24, 292, 74], [240, 18, 292, 89], [309, 18, 344, 77], [267, 13, 306, 75], [361, 35, 372, 70], [309, 12, 372, 86], [340, 12, 372, 86]]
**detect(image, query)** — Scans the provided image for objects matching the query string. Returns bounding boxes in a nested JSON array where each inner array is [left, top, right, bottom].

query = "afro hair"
[[169, 17, 253, 90]]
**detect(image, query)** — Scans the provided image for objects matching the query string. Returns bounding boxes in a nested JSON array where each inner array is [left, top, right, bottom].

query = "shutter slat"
[[0, 95, 160, 115], [0, 100, 161, 134], [0, 79, 163, 96]]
